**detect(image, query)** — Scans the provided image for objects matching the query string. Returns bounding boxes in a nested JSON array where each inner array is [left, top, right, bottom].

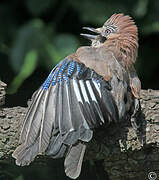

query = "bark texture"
[[0, 80, 159, 180], [0, 81, 7, 107]]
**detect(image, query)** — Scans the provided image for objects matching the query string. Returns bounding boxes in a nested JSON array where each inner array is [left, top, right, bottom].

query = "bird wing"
[[12, 56, 119, 166]]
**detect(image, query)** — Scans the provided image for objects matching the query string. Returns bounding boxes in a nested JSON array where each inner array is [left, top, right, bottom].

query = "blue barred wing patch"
[[42, 58, 83, 90]]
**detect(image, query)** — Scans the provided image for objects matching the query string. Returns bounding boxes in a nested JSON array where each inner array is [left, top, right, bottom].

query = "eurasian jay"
[[12, 13, 141, 179]]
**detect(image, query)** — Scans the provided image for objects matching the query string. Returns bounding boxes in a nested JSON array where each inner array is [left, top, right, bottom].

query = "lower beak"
[[80, 33, 97, 40], [80, 27, 101, 40]]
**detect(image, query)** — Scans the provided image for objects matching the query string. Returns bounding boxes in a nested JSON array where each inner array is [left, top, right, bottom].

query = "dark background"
[[0, 0, 159, 179]]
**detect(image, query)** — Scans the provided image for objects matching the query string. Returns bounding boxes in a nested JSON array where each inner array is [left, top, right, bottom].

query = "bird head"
[[81, 13, 138, 65]]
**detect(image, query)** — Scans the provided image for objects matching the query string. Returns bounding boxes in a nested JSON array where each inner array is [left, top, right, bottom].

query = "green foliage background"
[[0, 0, 159, 94], [0, 0, 159, 179]]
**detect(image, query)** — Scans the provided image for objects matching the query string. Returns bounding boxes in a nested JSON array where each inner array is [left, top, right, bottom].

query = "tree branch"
[[0, 81, 159, 180]]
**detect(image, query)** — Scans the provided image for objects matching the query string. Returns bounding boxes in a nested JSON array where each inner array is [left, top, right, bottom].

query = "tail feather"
[[64, 142, 86, 179]]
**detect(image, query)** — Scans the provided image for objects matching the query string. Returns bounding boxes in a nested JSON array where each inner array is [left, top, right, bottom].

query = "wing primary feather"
[[20, 89, 45, 147], [64, 81, 74, 131], [58, 80, 74, 134], [24, 90, 46, 146], [39, 85, 58, 152], [57, 82, 64, 134], [19, 88, 43, 143], [14, 137, 40, 166], [39, 89, 49, 150]]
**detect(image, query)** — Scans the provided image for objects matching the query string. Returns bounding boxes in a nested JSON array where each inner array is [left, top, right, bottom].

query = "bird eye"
[[105, 29, 111, 35]]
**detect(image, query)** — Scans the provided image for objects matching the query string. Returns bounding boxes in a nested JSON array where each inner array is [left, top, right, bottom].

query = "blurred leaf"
[[14, 175, 24, 180], [69, 0, 136, 25], [53, 34, 79, 57], [146, 0, 159, 22], [70, 0, 110, 25], [133, 0, 149, 17], [46, 44, 61, 65], [142, 22, 159, 34], [25, 0, 55, 16], [9, 19, 46, 73], [7, 50, 38, 94], [46, 34, 80, 64]]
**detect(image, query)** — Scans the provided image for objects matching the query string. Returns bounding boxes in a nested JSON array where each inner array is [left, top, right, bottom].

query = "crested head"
[[103, 13, 138, 67], [104, 13, 138, 36], [81, 13, 138, 67]]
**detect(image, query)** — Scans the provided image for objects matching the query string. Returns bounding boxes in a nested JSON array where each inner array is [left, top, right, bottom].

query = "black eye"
[[105, 29, 111, 35]]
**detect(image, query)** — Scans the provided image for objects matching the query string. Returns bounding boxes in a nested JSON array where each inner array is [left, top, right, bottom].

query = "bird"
[[12, 13, 141, 179]]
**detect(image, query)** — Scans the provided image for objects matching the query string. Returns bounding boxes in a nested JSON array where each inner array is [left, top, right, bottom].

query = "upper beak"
[[80, 27, 101, 40]]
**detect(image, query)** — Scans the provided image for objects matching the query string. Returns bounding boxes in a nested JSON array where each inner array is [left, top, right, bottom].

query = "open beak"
[[80, 27, 101, 40]]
